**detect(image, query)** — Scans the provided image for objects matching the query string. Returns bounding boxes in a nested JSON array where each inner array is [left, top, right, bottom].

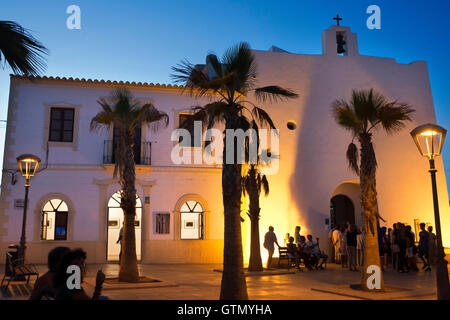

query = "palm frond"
[[346, 142, 359, 175], [206, 53, 223, 79], [203, 101, 229, 129], [252, 106, 276, 130], [332, 100, 361, 135], [0, 21, 48, 76], [135, 103, 169, 132], [254, 86, 298, 103], [261, 174, 269, 196], [222, 42, 257, 93], [377, 101, 415, 133]]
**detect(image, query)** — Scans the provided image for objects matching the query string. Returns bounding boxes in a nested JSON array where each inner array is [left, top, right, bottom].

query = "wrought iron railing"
[[103, 140, 151, 165]]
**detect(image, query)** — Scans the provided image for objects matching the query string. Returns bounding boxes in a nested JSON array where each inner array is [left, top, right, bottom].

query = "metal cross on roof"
[[333, 14, 343, 26]]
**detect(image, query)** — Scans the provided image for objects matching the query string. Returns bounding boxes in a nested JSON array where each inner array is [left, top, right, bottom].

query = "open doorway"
[[107, 191, 142, 261], [330, 194, 355, 227]]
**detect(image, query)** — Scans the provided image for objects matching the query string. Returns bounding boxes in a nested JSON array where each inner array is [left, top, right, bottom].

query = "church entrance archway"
[[330, 181, 361, 228], [330, 195, 355, 227], [107, 191, 142, 262]]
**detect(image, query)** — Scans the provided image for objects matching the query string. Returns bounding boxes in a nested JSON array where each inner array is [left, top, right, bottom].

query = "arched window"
[[180, 200, 204, 240], [41, 199, 69, 240]]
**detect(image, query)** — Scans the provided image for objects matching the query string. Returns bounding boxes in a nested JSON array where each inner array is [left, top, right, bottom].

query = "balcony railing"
[[103, 140, 151, 165]]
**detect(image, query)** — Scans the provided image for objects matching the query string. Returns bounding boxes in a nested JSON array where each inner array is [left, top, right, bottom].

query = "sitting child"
[[287, 236, 302, 270]]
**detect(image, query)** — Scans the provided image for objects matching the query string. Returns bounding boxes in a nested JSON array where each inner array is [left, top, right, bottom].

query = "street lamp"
[[16, 154, 40, 264], [410, 123, 450, 300]]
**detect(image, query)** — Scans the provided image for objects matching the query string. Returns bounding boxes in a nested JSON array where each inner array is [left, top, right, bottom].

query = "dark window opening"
[[179, 114, 201, 147], [49, 108, 74, 142]]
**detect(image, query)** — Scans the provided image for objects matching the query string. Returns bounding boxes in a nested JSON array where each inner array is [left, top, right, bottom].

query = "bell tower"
[[322, 16, 359, 56]]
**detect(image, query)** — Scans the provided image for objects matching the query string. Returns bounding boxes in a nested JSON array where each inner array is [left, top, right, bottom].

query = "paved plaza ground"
[[1, 261, 445, 300]]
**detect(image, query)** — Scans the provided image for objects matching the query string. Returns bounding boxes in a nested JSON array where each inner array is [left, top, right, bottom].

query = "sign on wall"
[[14, 199, 24, 209]]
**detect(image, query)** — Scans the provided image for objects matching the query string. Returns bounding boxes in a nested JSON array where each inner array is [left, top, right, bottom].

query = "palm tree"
[[242, 163, 269, 271], [90, 88, 169, 282], [172, 42, 298, 299], [332, 88, 415, 291], [0, 21, 48, 76]]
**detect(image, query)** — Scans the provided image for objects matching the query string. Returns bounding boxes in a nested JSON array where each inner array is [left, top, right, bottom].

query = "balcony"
[[103, 140, 151, 165]]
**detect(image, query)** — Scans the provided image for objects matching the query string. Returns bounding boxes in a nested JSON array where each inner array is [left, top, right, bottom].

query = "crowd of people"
[[25, 221, 439, 299], [328, 221, 438, 273], [263, 225, 328, 271]]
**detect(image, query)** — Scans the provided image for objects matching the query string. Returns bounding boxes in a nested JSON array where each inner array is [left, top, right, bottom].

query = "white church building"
[[1, 25, 449, 264]]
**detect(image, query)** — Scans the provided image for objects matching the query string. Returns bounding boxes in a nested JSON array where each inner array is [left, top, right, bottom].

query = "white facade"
[[1, 25, 449, 264]]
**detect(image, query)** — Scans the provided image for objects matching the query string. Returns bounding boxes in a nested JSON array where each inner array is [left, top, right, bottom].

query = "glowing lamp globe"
[[16, 154, 41, 185], [410, 124, 447, 160]]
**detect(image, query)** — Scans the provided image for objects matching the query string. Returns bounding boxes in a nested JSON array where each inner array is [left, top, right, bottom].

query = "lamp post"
[[16, 154, 40, 264], [410, 123, 450, 300]]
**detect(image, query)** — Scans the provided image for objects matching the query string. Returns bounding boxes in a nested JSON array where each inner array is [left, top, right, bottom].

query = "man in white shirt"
[[332, 226, 341, 264], [328, 225, 335, 263]]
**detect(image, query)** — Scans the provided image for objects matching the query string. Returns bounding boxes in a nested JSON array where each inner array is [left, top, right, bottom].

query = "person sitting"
[[306, 235, 328, 270], [54, 248, 106, 300], [298, 236, 313, 271], [287, 236, 302, 271], [30, 246, 71, 300]]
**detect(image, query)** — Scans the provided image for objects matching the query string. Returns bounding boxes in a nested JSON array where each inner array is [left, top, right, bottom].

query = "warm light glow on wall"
[[241, 188, 310, 267]]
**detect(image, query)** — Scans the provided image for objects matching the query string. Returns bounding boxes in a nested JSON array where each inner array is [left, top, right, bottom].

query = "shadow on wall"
[[288, 56, 382, 244]]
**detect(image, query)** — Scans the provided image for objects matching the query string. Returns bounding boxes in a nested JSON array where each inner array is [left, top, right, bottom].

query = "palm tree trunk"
[[359, 133, 384, 291], [248, 215, 263, 271], [220, 117, 248, 300], [118, 132, 139, 282], [247, 168, 263, 271]]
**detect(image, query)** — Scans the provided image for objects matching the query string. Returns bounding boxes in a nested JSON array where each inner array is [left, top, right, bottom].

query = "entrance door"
[[330, 195, 355, 227], [107, 191, 142, 261]]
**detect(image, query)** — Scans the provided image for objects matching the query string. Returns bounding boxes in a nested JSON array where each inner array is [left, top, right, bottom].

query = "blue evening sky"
[[1, 0, 450, 183]]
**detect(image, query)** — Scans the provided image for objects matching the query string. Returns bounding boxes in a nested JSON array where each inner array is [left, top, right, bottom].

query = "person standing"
[[332, 225, 341, 264], [328, 225, 336, 263], [397, 223, 409, 273], [339, 226, 348, 267], [116, 224, 123, 265], [427, 225, 438, 268], [418, 223, 431, 271], [392, 223, 400, 270], [263, 226, 280, 269], [406, 225, 418, 271], [346, 224, 358, 271], [357, 226, 364, 267]]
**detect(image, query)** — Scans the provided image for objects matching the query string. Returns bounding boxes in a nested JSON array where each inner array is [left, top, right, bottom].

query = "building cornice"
[[11, 74, 186, 93]]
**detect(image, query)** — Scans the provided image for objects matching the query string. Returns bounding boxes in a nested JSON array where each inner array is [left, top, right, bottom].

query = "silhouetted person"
[[54, 249, 106, 300], [30, 246, 70, 300], [427, 226, 437, 268], [116, 224, 123, 264], [397, 223, 409, 273], [287, 236, 301, 270], [418, 223, 431, 271], [263, 226, 280, 269], [346, 224, 358, 271], [406, 225, 418, 271]]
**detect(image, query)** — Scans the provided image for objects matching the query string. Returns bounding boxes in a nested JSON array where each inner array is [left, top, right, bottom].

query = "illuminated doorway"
[[107, 191, 142, 261]]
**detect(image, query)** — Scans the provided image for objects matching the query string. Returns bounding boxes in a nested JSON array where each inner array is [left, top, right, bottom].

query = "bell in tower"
[[336, 32, 346, 54]]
